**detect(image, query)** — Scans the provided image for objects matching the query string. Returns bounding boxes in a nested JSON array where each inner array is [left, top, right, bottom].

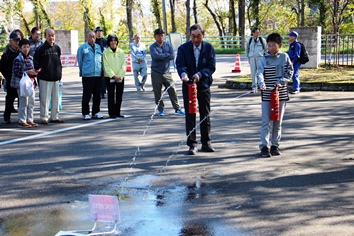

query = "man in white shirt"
[[130, 34, 147, 91], [246, 27, 267, 93]]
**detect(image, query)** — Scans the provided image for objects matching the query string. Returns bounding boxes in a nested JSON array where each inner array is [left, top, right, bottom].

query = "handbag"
[[49, 90, 63, 110], [19, 72, 34, 97]]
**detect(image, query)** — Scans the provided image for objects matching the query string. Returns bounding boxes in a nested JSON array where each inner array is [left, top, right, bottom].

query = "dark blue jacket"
[[288, 40, 301, 64], [176, 40, 215, 91]]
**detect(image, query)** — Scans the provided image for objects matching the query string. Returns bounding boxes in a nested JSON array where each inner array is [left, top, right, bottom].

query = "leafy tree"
[[0, 0, 23, 33], [80, 0, 95, 34], [151, 0, 162, 29], [308, 0, 331, 33], [248, 0, 260, 29], [340, 3, 354, 33], [51, 1, 84, 34], [329, 0, 351, 33], [203, 0, 228, 36]]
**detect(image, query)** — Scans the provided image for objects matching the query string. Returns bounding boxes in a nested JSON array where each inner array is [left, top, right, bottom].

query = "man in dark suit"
[[176, 24, 216, 155]]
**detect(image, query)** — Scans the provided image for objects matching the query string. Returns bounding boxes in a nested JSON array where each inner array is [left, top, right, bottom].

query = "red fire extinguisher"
[[270, 86, 280, 121], [188, 78, 198, 114]]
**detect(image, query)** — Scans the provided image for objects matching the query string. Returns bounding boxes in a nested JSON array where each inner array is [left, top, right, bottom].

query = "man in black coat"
[[176, 24, 216, 155], [33, 28, 63, 124], [0, 32, 20, 124], [95, 26, 107, 99]]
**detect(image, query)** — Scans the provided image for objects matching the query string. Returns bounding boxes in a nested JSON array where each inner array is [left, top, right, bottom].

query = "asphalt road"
[[0, 55, 353, 235]]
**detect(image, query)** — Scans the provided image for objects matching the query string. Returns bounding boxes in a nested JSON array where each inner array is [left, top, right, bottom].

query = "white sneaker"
[[93, 113, 104, 119], [83, 114, 91, 120]]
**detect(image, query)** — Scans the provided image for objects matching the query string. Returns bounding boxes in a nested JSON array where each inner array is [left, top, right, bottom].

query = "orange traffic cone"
[[232, 54, 241, 73], [126, 54, 132, 72]]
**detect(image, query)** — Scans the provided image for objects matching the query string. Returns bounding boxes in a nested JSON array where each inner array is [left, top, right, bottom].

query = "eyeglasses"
[[191, 34, 203, 39], [267, 44, 279, 48]]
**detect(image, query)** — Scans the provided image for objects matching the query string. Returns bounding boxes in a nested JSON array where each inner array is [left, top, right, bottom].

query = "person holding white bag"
[[11, 39, 39, 127]]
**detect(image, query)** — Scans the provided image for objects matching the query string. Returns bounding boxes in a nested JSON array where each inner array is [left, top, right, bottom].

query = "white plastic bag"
[[19, 72, 34, 97]]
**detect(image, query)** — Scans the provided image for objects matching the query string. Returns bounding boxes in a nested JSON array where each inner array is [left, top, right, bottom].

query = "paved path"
[[0, 55, 353, 235]]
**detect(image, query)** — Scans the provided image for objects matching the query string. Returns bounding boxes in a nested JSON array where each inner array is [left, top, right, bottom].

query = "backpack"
[[248, 37, 266, 52], [297, 42, 309, 64]]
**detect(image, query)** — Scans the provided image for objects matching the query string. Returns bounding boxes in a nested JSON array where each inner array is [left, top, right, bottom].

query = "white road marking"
[[0, 128, 44, 133], [0, 118, 116, 146]]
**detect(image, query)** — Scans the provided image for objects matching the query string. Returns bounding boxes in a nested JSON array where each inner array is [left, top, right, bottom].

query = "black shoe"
[[270, 146, 281, 155], [261, 146, 271, 158], [201, 144, 215, 152], [3, 119, 11, 124], [11, 108, 18, 113], [101, 94, 105, 99], [188, 146, 198, 155], [290, 90, 300, 94]]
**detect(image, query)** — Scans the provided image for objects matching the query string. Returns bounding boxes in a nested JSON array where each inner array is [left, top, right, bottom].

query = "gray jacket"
[[246, 37, 267, 59]]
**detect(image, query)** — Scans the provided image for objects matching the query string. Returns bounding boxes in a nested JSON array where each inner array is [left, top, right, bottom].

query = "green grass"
[[229, 64, 354, 84]]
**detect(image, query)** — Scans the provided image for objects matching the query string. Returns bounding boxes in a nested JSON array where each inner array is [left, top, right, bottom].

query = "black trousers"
[[3, 86, 18, 120], [81, 77, 101, 116], [105, 78, 124, 117], [182, 84, 211, 147], [100, 74, 106, 95]]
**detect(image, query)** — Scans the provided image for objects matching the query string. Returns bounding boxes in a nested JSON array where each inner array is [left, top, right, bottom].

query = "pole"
[[162, 0, 167, 34]]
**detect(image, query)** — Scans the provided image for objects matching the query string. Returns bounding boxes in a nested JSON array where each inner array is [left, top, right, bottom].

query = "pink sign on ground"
[[89, 195, 120, 222]]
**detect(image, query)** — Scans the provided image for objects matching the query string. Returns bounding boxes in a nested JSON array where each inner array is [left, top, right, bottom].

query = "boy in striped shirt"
[[257, 33, 294, 157]]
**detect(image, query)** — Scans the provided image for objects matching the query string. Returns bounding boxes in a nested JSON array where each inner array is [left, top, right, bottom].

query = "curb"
[[222, 79, 354, 91]]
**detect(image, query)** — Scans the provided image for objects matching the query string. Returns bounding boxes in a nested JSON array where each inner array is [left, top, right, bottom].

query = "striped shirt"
[[261, 66, 289, 101], [257, 51, 293, 102]]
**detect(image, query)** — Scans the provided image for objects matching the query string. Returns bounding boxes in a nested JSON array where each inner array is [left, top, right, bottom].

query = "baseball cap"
[[288, 31, 298, 38], [9, 32, 21, 40], [95, 26, 103, 32], [154, 28, 165, 35]]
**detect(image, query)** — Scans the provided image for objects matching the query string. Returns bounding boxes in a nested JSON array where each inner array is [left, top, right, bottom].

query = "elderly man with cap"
[[149, 28, 185, 116], [0, 31, 21, 124], [95, 26, 107, 98], [288, 30, 301, 94], [130, 34, 147, 91]]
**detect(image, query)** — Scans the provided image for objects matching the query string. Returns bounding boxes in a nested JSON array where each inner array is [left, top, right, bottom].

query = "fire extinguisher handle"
[[190, 75, 196, 83]]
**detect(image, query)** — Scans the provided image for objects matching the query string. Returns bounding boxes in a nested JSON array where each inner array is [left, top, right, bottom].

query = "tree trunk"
[[204, 0, 225, 47], [169, 0, 177, 32], [20, 14, 31, 35], [193, 0, 198, 24], [83, 9, 88, 35], [238, 0, 246, 49], [297, 0, 301, 26], [301, 0, 305, 26], [318, 2, 328, 32], [229, 0, 237, 37], [39, 1, 52, 28], [99, 8, 106, 35], [185, 0, 191, 41], [35, 0, 40, 27], [80, 0, 94, 34], [126, 0, 133, 42]]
